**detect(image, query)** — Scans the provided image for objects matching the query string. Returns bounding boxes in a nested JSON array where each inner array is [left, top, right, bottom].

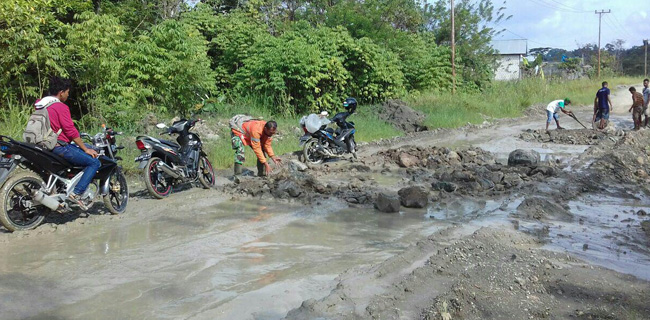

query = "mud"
[[1, 85, 649, 319], [519, 128, 622, 145], [287, 228, 650, 320], [514, 197, 572, 221]]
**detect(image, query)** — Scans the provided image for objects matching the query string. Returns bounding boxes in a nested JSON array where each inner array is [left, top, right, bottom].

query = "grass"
[[407, 77, 639, 129], [0, 76, 640, 175]]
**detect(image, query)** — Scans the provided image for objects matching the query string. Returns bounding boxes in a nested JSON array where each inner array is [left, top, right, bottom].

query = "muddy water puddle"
[[540, 194, 650, 280], [0, 198, 483, 320]]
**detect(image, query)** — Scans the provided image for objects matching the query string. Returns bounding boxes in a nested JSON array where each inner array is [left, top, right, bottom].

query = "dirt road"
[[1, 85, 649, 319]]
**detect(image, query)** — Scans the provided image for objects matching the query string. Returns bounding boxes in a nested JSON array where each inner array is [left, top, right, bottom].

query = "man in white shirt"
[[546, 98, 574, 131]]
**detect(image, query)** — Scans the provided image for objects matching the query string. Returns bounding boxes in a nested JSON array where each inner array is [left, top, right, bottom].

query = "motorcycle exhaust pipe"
[[33, 190, 63, 211], [157, 162, 182, 179]]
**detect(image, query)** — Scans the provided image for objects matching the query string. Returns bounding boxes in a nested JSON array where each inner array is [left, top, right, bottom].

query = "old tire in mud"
[[303, 138, 324, 165], [144, 157, 172, 199], [103, 168, 129, 215], [0, 170, 48, 231], [198, 156, 216, 189]]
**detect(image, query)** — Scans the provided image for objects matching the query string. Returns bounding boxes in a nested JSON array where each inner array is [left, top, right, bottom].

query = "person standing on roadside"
[[628, 87, 645, 130], [36, 77, 99, 210], [545, 98, 574, 131], [642, 79, 650, 127], [593, 81, 613, 130]]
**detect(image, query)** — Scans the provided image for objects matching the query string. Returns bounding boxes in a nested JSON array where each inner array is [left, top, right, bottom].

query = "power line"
[[542, 0, 590, 13], [493, 21, 575, 49], [609, 13, 633, 38], [524, 0, 588, 14], [603, 15, 630, 39]]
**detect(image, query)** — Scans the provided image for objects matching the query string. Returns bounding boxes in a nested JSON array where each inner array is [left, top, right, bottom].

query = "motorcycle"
[[134, 118, 216, 199], [0, 126, 129, 231], [299, 111, 357, 165]]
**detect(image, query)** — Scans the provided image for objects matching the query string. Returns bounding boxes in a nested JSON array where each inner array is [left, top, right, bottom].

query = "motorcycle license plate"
[[0, 158, 11, 169], [135, 154, 151, 169]]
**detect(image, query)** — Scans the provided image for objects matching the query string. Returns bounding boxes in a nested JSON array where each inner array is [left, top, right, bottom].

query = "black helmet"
[[343, 97, 357, 113]]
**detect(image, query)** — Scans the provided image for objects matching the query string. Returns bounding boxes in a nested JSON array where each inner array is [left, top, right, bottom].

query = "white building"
[[490, 39, 528, 81]]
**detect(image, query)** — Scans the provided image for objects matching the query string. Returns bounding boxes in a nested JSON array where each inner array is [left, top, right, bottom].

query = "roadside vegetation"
[[0, 0, 641, 173]]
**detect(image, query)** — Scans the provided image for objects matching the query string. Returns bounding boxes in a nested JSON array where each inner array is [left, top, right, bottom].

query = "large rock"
[[398, 153, 420, 168], [508, 149, 540, 167], [273, 180, 302, 198], [374, 192, 401, 213], [398, 186, 429, 208], [431, 180, 458, 193], [288, 159, 308, 172]]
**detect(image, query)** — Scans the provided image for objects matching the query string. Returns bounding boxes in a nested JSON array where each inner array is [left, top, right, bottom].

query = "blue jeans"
[[53, 144, 101, 195], [546, 110, 559, 123], [595, 108, 609, 122]]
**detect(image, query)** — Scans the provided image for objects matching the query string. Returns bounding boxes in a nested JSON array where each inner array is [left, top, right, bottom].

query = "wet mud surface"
[[1, 86, 650, 319]]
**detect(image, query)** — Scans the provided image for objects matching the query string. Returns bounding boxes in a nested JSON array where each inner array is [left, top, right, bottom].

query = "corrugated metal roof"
[[490, 39, 528, 55]]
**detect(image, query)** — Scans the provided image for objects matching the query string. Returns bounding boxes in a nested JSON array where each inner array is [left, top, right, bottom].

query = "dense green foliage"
[[0, 0, 505, 127]]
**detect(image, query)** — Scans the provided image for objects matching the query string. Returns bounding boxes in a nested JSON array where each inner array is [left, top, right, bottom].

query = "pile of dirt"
[[587, 129, 650, 184], [227, 170, 332, 201], [519, 128, 619, 145], [378, 99, 428, 133], [513, 197, 573, 221], [287, 227, 650, 320], [373, 145, 496, 169], [373, 146, 558, 196]]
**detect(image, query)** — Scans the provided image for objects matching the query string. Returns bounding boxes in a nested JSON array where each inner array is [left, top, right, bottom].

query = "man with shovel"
[[545, 98, 574, 131], [593, 81, 613, 130]]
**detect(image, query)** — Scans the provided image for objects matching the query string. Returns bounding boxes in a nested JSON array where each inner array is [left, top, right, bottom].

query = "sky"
[[491, 0, 650, 51]]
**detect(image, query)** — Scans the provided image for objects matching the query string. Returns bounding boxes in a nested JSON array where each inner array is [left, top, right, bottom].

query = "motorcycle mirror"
[[156, 123, 167, 129]]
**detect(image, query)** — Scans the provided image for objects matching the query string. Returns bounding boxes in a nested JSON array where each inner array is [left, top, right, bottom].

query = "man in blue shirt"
[[593, 81, 612, 130]]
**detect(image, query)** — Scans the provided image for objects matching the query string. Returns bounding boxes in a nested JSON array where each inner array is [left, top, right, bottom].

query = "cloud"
[[494, 0, 646, 50]]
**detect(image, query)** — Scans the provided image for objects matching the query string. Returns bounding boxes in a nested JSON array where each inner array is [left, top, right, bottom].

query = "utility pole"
[[643, 39, 648, 78], [451, 0, 456, 94], [595, 9, 610, 78]]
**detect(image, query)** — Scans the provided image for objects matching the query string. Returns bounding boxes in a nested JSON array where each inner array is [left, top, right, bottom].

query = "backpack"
[[23, 99, 61, 150], [229, 114, 261, 134]]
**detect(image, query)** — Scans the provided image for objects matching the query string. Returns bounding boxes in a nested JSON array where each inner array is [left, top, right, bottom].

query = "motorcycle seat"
[[11, 140, 87, 170], [159, 139, 180, 149]]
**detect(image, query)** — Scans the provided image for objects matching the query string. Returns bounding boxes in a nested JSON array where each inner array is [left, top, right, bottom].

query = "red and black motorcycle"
[[134, 118, 216, 199]]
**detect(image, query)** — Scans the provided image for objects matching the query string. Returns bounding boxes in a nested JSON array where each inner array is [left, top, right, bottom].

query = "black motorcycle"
[[135, 118, 216, 199], [0, 127, 129, 231], [300, 111, 357, 165]]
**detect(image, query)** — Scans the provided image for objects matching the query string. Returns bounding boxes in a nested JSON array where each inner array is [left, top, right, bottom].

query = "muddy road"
[[1, 85, 650, 319]]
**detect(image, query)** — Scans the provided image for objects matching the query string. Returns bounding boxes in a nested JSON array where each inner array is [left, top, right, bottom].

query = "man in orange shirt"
[[230, 116, 282, 177]]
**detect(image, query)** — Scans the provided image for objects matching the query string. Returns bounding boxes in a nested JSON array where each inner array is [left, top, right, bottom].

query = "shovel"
[[568, 113, 588, 129]]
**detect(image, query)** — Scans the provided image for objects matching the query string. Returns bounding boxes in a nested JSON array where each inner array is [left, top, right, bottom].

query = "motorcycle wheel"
[[303, 138, 325, 165], [346, 136, 358, 159], [197, 156, 216, 189], [103, 168, 129, 214], [0, 170, 48, 231], [144, 157, 172, 199]]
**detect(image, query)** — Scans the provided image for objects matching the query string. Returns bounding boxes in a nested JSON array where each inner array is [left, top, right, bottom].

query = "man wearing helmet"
[[331, 98, 357, 124]]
